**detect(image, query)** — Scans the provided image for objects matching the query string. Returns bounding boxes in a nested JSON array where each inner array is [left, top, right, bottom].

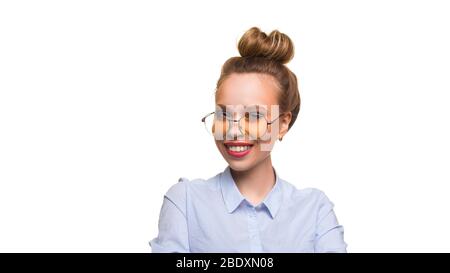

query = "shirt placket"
[[247, 204, 263, 252]]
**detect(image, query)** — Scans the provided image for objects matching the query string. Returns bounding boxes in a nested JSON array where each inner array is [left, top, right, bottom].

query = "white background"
[[1, 0, 449, 252]]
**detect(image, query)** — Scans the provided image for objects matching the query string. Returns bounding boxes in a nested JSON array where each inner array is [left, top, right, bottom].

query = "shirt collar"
[[219, 165, 283, 219]]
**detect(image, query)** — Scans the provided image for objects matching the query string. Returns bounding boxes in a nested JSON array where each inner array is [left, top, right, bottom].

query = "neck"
[[230, 156, 275, 206]]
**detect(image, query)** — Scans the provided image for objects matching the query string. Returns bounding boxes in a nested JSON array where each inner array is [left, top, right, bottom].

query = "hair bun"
[[237, 27, 294, 64]]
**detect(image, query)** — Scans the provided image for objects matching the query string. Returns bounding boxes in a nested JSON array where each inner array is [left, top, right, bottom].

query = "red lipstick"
[[223, 141, 254, 158]]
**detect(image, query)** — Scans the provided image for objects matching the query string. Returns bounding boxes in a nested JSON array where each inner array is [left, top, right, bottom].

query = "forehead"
[[215, 73, 279, 107]]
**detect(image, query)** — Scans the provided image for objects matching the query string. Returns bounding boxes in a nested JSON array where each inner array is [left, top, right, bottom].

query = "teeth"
[[227, 145, 251, 152]]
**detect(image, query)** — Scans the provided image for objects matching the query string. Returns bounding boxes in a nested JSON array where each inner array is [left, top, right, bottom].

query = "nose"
[[226, 116, 244, 140]]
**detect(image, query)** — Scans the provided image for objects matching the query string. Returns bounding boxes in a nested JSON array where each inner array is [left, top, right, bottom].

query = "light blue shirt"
[[150, 166, 347, 253]]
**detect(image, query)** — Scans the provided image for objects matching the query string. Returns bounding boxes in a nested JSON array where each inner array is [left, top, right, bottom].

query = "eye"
[[246, 112, 264, 120], [216, 111, 231, 120]]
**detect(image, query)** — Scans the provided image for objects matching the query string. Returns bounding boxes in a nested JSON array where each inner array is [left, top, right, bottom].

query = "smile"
[[224, 142, 254, 158]]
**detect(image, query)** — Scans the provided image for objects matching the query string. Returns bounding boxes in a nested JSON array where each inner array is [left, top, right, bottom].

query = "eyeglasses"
[[201, 110, 282, 140]]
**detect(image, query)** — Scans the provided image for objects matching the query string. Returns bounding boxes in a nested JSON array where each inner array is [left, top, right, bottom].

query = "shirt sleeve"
[[149, 178, 190, 253], [314, 191, 348, 253]]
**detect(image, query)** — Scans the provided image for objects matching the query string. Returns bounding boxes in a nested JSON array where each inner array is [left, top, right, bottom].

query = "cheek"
[[267, 121, 280, 138], [256, 140, 275, 154], [215, 141, 229, 157], [215, 140, 223, 151]]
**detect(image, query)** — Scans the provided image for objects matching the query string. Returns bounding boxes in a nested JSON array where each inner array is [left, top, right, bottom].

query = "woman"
[[150, 27, 347, 253]]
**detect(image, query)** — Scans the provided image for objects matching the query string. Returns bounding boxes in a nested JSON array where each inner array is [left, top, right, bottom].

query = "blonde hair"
[[216, 27, 301, 130]]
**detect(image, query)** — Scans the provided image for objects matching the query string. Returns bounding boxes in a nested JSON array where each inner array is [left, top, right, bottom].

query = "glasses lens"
[[203, 113, 228, 138], [203, 111, 271, 140], [241, 112, 267, 139]]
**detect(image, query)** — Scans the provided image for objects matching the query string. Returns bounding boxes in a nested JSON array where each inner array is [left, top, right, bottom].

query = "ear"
[[278, 112, 292, 140]]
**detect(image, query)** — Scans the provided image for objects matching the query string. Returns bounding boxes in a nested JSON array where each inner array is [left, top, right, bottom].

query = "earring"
[[279, 136, 283, 141]]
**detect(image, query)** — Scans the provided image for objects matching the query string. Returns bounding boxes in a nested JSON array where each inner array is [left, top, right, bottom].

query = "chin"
[[217, 142, 272, 173], [226, 160, 256, 172]]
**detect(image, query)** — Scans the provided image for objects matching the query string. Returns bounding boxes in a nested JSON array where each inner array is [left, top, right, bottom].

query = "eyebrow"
[[216, 104, 226, 110], [216, 104, 269, 111]]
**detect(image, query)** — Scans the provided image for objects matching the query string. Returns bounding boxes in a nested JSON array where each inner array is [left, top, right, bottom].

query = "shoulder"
[[164, 174, 221, 204], [282, 181, 334, 209]]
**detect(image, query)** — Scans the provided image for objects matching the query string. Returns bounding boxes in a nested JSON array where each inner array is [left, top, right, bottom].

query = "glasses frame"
[[201, 111, 283, 140]]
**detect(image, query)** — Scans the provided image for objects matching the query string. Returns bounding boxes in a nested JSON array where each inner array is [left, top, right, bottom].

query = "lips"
[[223, 141, 254, 158]]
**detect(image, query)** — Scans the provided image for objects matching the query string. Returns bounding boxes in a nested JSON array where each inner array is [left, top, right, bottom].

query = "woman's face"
[[214, 73, 291, 172]]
